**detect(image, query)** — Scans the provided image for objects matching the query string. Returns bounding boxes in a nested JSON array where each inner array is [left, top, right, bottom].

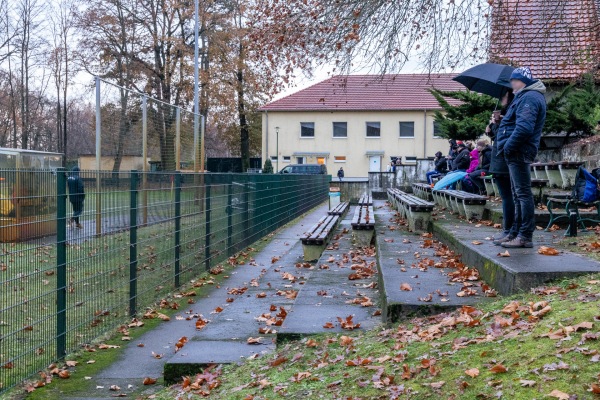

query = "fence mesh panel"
[[0, 170, 329, 392]]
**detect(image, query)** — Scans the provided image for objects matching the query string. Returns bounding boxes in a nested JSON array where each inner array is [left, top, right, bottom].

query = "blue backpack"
[[572, 166, 599, 203]]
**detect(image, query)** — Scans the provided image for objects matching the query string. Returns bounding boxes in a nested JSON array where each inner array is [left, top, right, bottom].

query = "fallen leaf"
[[400, 283, 413, 291], [58, 370, 70, 379], [471, 241, 482, 245], [269, 356, 288, 367], [143, 377, 157, 385], [538, 246, 559, 256], [465, 368, 479, 378], [497, 251, 510, 257], [548, 389, 570, 400], [489, 364, 507, 373], [323, 322, 335, 329], [247, 337, 262, 345], [109, 385, 121, 391], [520, 379, 536, 387], [256, 292, 267, 298]]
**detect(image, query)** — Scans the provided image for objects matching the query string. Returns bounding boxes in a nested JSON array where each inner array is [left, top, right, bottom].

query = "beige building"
[[260, 74, 464, 177]]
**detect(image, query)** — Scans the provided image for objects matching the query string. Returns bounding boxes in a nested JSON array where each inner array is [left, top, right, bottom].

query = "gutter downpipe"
[[423, 109, 428, 158], [265, 110, 269, 165]]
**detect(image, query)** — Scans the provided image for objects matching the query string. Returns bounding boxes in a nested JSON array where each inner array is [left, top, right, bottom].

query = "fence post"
[[175, 108, 181, 171], [95, 77, 102, 236], [227, 177, 233, 256], [56, 168, 67, 359], [174, 172, 182, 287], [204, 174, 211, 270], [142, 96, 148, 226], [129, 170, 138, 317]]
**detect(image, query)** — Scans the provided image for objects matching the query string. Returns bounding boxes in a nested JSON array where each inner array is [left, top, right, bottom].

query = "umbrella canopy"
[[453, 63, 515, 98]]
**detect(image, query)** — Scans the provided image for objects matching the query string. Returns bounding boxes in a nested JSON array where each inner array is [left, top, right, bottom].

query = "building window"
[[433, 121, 443, 138], [270, 156, 278, 161], [300, 122, 315, 137], [405, 156, 417, 164], [366, 122, 381, 137], [332, 122, 347, 138], [283, 156, 291, 163], [317, 157, 326, 165], [334, 156, 346, 163], [399, 121, 415, 138]]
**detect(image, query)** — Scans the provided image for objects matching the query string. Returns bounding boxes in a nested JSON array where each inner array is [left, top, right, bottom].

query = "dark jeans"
[[494, 174, 516, 237], [468, 171, 486, 194], [70, 201, 83, 224], [506, 155, 535, 240]]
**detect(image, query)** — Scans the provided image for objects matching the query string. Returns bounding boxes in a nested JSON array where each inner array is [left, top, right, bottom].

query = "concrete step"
[[278, 216, 381, 339], [374, 202, 485, 323], [433, 217, 600, 295]]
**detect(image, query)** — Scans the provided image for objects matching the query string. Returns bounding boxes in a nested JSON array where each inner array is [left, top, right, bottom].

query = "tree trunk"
[[237, 42, 249, 172]]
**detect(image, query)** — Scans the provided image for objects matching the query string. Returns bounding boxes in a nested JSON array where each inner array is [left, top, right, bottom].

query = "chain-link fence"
[[0, 169, 329, 393], [94, 78, 201, 173]]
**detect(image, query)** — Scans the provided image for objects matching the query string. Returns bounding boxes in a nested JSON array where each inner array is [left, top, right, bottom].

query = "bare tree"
[[49, 0, 77, 164]]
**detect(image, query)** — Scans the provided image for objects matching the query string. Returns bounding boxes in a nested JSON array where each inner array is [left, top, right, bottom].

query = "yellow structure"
[[260, 74, 464, 177], [78, 155, 150, 171], [0, 148, 62, 242]]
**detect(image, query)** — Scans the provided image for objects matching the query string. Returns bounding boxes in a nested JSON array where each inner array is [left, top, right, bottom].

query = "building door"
[[296, 157, 305, 164], [369, 156, 381, 172]]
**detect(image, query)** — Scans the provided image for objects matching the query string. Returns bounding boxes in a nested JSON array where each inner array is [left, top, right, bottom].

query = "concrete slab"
[[374, 202, 483, 323], [278, 303, 380, 339], [164, 339, 276, 383], [433, 217, 600, 295]]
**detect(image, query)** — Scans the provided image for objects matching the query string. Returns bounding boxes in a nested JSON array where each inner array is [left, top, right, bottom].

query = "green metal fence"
[[0, 169, 329, 392]]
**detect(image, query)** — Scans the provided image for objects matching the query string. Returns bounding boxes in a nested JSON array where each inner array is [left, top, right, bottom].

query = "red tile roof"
[[490, 0, 600, 81], [259, 74, 465, 112]]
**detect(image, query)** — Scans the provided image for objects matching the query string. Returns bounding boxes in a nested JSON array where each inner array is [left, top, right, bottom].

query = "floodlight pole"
[[193, 0, 200, 172], [275, 126, 279, 172]]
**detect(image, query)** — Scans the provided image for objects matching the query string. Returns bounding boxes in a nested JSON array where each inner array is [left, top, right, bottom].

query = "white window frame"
[[332, 122, 348, 139], [365, 121, 381, 138], [282, 156, 291, 163], [300, 122, 315, 138], [334, 156, 347, 163], [399, 121, 415, 138]]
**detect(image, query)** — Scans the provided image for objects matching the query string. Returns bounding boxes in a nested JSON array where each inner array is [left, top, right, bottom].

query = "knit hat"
[[457, 142, 467, 149], [476, 139, 488, 147], [510, 67, 534, 85]]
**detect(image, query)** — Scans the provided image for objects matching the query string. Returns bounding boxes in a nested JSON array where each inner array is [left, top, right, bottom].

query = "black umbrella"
[[452, 63, 515, 99]]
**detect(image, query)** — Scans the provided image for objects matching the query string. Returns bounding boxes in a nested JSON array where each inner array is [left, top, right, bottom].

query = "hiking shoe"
[[492, 234, 514, 246], [501, 236, 533, 248]]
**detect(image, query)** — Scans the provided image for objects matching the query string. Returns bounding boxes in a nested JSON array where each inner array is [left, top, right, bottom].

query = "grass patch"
[[155, 273, 600, 400], [557, 227, 600, 262]]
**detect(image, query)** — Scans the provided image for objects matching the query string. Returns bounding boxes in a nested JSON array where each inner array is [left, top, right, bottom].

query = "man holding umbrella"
[[496, 67, 546, 248]]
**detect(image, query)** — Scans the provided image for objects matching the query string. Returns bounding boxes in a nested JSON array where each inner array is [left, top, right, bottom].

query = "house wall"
[[262, 110, 449, 178], [79, 156, 150, 171]]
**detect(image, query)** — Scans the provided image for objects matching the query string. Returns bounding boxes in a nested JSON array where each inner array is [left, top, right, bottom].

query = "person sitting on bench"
[[426, 151, 448, 184]]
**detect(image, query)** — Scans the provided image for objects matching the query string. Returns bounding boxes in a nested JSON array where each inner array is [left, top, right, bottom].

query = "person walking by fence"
[[67, 167, 85, 229], [337, 167, 344, 182], [496, 67, 547, 248]]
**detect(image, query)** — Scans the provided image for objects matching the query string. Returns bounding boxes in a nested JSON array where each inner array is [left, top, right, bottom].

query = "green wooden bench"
[[301, 215, 340, 261]]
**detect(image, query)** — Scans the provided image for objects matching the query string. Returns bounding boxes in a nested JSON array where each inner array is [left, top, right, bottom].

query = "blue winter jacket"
[[496, 80, 547, 162]]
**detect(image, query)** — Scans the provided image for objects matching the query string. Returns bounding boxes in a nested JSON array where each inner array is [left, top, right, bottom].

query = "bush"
[[430, 89, 498, 141], [263, 158, 273, 174]]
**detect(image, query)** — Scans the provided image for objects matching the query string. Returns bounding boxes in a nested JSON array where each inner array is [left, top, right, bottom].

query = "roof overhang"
[[365, 151, 385, 156], [292, 152, 330, 157]]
